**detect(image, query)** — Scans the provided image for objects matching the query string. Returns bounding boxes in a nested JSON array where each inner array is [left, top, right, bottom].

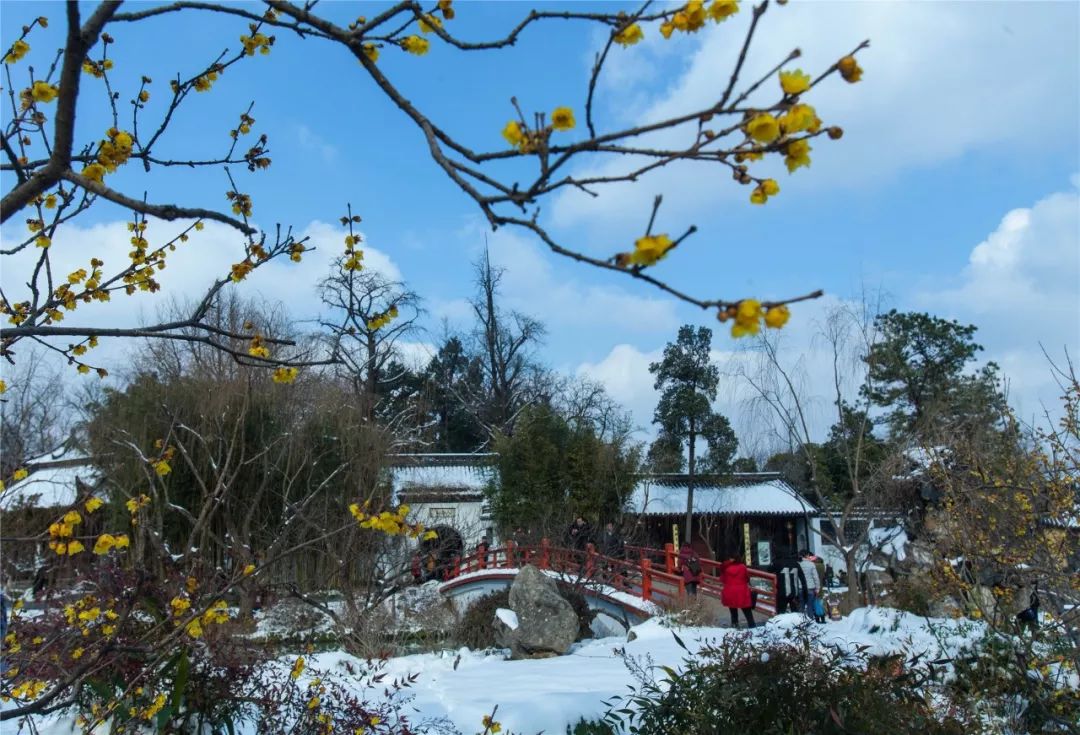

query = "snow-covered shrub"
[[605, 631, 972, 734]]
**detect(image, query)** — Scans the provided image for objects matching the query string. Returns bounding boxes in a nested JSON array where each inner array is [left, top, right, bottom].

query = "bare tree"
[[469, 249, 546, 437], [732, 299, 906, 609], [318, 256, 422, 426]]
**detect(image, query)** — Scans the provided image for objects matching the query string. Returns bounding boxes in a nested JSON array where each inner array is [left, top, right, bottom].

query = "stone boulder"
[[500, 564, 579, 659]]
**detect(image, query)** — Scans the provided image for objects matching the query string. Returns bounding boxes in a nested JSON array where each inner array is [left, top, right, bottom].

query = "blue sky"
[[2, 1, 1078, 447]]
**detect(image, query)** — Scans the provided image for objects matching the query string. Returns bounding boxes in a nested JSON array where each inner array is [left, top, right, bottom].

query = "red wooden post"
[[678, 577, 686, 598], [451, 555, 461, 579], [540, 538, 550, 570], [664, 543, 675, 574], [641, 559, 653, 601], [585, 543, 596, 577], [504, 540, 515, 568]]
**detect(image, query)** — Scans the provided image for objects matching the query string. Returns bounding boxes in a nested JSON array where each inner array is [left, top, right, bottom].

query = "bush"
[[890, 573, 937, 616], [606, 632, 972, 735], [454, 589, 511, 650]]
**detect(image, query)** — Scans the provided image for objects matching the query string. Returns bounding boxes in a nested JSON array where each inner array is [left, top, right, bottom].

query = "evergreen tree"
[[649, 325, 738, 539], [863, 310, 1005, 439]]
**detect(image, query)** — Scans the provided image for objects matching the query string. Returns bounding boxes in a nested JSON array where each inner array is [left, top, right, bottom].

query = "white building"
[[386, 453, 497, 549]]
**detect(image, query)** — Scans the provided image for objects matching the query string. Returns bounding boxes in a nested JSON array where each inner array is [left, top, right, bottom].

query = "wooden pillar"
[[540, 538, 550, 570], [585, 543, 596, 577], [504, 540, 515, 568], [642, 559, 653, 601], [664, 543, 675, 574]]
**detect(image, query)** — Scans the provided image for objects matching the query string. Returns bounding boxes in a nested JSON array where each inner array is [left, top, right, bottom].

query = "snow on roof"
[[628, 475, 815, 516], [2, 452, 99, 511], [389, 463, 495, 502]]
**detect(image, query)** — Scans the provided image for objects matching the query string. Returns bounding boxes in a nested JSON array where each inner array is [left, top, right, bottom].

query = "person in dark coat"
[[598, 523, 625, 558], [567, 516, 592, 551], [720, 554, 755, 628], [678, 543, 703, 597]]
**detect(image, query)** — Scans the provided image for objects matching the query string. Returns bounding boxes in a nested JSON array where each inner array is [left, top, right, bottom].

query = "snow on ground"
[[8, 608, 990, 735]]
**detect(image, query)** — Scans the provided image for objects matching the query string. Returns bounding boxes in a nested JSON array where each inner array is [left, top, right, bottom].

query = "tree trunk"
[[686, 418, 696, 542], [844, 548, 861, 611]]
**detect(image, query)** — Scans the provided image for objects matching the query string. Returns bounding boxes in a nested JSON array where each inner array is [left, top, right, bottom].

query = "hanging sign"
[[743, 523, 752, 566]]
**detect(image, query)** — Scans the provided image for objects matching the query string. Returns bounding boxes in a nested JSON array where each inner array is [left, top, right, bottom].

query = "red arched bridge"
[[427, 539, 779, 620]]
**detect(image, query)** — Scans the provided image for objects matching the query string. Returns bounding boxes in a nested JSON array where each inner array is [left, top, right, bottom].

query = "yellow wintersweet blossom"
[[482, 714, 503, 733], [240, 32, 273, 56], [707, 0, 739, 22], [628, 233, 675, 267], [248, 334, 271, 358], [272, 367, 299, 384], [779, 103, 817, 134], [502, 120, 524, 148], [114, 534, 130, 549], [418, 14, 442, 33], [749, 178, 779, 205], [185, 618, 204, 638], [401, 35, 429, 56], [170, 596, 191, 616], [13, 468, 28, 481], [4, 39, 30, 64], [10, 679, 47, 701], [764, 305, 790, 329], [550, 106, 575, 131], [613, 23, 644, 47], [192, 70, 218, 92], [63, 510, 82, 525], [0, 379, 6, 394], [731, 299, 763, 338], [153, 460, 171, 477], [779, 69, 811, 95], [67, 540, 86, 555], [30, 81, 59, 103], [291, 656, 306, 680], [81, 163, 106, 183], [363, 43, 379, 62], [659, 21, 675, 39], [745, 113, 780, 143], [85, 496, 104, 513], [672, 0, 707, 32], [242, 563, 256, 576], [784, 138, 811, 173], [838, 55, 863, 83], [44, 194, 57, 209], [423, 530, 439, 540], [93, 534, 117, 554]]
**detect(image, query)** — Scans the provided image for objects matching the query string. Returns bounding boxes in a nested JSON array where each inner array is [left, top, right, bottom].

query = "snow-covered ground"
[[9, 607, 990, 735]]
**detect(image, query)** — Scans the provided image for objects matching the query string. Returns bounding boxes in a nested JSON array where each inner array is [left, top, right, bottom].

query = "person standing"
[[678, 543, 703, 597], [720, 554, 755, 628], [799, 549, 824, 623], [774, 553, 807, 615], [598, 522, 625, 559]]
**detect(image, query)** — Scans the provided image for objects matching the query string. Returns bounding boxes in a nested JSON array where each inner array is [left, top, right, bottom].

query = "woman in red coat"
[[720, 553, 755, 628], [677, 543, 703, 597]]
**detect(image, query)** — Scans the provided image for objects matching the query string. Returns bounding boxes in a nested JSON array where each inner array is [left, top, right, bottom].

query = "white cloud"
[[425, 219, 682, 349], [552, 1, 1079, 230], [295, 123, 339, 163], [576, 294, 856, 452], [482, 225, 681, 335], [916, 182, 1080, 420]]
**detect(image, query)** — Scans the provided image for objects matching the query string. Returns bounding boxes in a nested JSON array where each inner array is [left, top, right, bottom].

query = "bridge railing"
[[436, 539, 777, 615]]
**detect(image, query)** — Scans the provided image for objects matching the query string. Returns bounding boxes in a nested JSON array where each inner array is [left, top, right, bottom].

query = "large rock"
[[501, 565, 579, 659]]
